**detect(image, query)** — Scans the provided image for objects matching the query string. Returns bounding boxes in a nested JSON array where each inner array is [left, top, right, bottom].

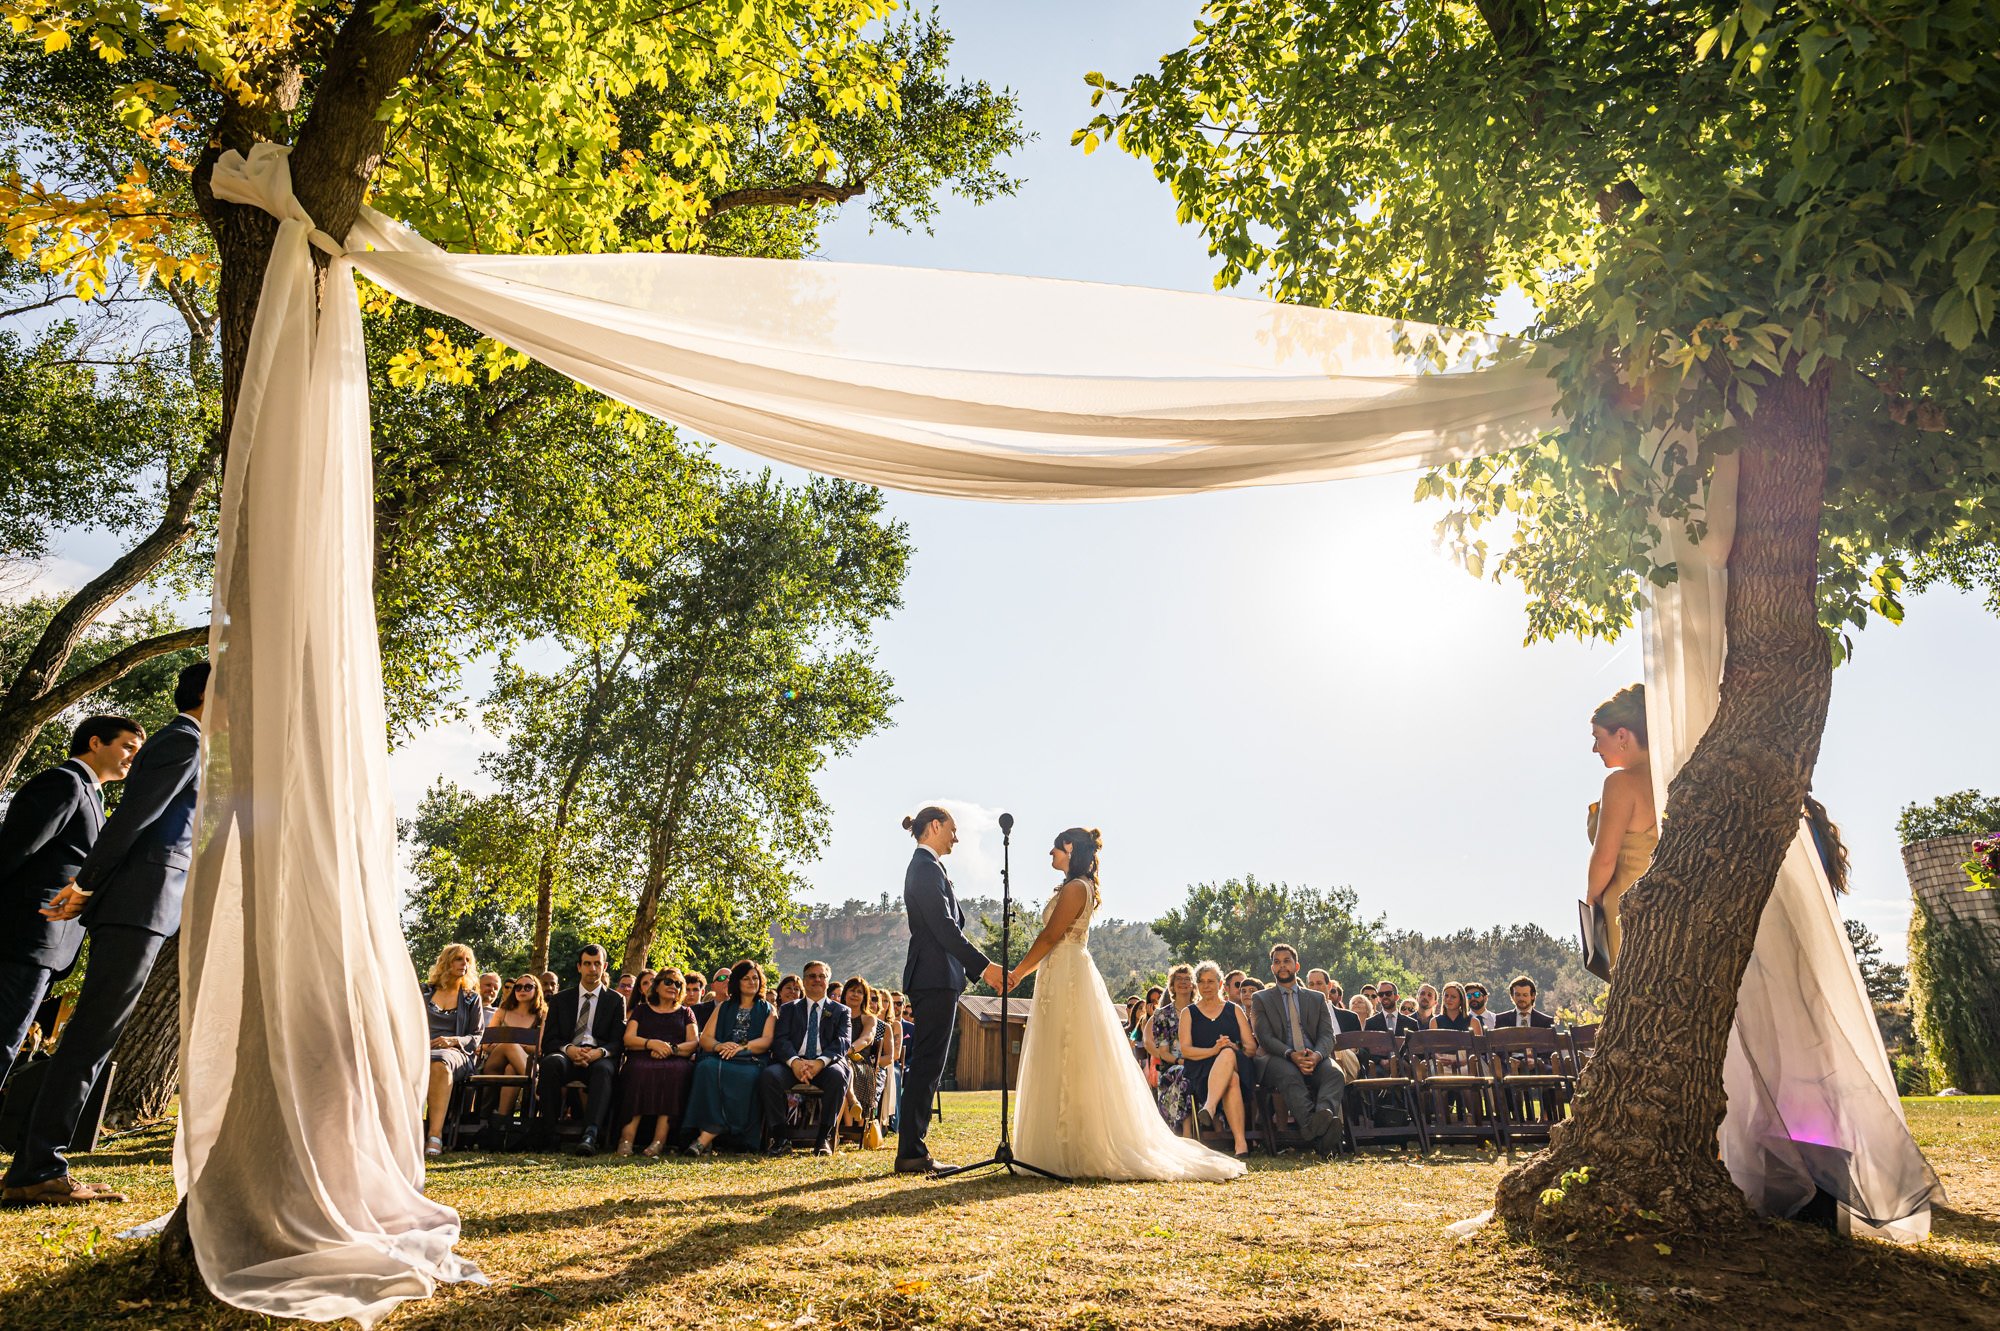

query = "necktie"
[[1287, 989, 1306, 1052], [575, 991, 594, 1042], [805, 1001, 820, 1059]]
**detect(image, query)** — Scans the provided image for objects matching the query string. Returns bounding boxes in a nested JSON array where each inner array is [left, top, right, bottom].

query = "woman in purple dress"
[[615, 969, 700, 1157]]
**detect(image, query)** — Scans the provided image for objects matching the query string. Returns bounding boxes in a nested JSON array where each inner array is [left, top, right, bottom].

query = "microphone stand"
[[932, 813, 1066, 1183]]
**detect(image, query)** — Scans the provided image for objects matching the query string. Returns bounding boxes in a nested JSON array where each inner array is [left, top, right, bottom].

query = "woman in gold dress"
[[1587, 684, 1657, 966]]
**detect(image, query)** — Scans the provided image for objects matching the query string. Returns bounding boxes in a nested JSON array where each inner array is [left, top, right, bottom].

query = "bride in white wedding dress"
[[1007, 828, 1245, 1182]]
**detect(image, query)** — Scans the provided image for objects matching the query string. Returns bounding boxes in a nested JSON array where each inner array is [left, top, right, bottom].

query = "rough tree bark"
[[1495, 367, 1834, 1237]]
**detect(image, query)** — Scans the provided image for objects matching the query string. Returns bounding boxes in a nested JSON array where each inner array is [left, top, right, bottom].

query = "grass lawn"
[[3, 1094, 1997, 1329]]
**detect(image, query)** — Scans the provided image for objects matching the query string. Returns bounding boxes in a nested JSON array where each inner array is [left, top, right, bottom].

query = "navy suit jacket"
[[902, 847, 991, 993], [1494, 1008, 1555, 1029], [540, 984, 627, 1064], [1332, 1005, 1362, 1034], [77, 715, 201, 936], [771, 996, 853, 1067], [1364, 1012, 1422, 1037], [0, 760, 103, 969]]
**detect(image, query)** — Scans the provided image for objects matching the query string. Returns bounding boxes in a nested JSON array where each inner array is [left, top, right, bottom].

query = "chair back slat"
[[479, 1022, 543, 1047], [1484, 1028, 1565, 1077]]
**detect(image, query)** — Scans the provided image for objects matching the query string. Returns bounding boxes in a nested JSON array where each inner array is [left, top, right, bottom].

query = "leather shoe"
[[766, 1140, 794, 1156], [813, 1140, 835, 1156], [574, 1128, 599, 1157], [893, 1154, 937, 1175], [1304, 1106, 1337, 1143]]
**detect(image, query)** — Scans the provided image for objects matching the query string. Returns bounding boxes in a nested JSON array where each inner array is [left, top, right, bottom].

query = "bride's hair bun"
[[1088, 828, 1103, 850]]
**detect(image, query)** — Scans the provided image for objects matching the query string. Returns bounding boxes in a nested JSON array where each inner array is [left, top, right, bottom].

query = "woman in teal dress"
[[684, 960, 776, 1155]]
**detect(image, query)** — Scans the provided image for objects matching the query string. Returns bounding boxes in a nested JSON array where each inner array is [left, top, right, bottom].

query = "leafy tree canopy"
[[1897, 789, 2000, 845], [1082, 0, 1999, 653], [1152, 875, 1410, 991]]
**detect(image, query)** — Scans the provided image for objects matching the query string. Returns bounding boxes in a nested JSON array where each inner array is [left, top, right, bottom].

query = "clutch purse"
[[1578, 899, 1613, 982]]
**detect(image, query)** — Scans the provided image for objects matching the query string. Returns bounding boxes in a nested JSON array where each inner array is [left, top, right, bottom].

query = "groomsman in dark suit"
[[0, 716, 146, 1081], [2, 662, 206, 1206], [757, 960, 853, 1155], [531, 944, 626, 1155], [1493, 976, 1555, 1029], [1363, 980, 1421, 1037]]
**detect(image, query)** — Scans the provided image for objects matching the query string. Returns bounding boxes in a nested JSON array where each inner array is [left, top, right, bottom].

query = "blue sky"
[[24, 1, 1996, 961]]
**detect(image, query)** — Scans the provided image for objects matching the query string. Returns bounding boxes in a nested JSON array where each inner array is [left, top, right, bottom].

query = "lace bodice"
[[1041, 878, 1098, 946]]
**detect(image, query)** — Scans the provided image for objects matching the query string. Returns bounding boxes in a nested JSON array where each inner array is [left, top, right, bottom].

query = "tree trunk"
[[529, 638, 634, 972], [1496, 369, 1834, 1237], [103, 936, 182, 1126]]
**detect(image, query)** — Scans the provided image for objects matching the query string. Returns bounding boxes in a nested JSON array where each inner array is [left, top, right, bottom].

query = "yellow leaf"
[[893, 1279, 928, 1295]]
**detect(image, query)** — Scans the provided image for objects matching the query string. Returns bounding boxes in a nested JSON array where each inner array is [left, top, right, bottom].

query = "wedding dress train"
[[1012, 888, 1245, 1182]]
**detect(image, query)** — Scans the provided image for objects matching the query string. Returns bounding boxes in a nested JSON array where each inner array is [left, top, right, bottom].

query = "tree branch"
[[36, 626, 211, 716], [706, 180, 868, 218], [0, 438, 222, 718], [0, 290, 77, 321]]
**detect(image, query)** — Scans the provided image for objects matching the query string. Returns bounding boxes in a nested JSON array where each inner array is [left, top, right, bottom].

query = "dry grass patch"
[[2, 1094, 1996, 1329]]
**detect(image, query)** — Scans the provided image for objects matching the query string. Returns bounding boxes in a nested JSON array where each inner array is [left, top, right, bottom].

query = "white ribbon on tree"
[[180, 141, 1931, 1323]]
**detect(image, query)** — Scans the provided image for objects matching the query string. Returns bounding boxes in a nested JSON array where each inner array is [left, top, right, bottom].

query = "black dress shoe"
[[893, 1154, 936, 1174], [813, 1140, 835, 1156], [575, 1128, 599, 1156], [766, 1140, 794, 1156], [1304, 1106, 1337, 1143], [684, 1141, 710, 1158]]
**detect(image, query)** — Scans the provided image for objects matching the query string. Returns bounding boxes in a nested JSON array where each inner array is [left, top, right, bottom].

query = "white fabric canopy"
[[176, 142, 1933, 1323]]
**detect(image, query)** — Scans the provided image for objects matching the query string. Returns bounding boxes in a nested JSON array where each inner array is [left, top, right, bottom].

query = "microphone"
[[998, 812, 1014, 835]]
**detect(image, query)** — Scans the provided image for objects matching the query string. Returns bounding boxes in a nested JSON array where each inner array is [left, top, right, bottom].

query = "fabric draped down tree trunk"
[[169, 142, 1931, 1324]]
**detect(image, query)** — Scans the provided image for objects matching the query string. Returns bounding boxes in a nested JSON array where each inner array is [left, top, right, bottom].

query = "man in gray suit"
[[1248, 942, 1346, 1157], [0, 716, 145, 1081], [1, 661, 206, 1206]]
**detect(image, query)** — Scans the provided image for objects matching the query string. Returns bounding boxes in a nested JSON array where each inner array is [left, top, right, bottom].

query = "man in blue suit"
[[757, 960, 853, 1155], [1, 661, 206, 1206], [896, 805, 1004, 1175], [0, 715, 146, 1082]]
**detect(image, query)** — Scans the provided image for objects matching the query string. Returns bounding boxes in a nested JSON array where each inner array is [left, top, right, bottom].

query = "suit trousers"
[[756, 1058, 850, 1145], [2, 925, 163, 1187], [0, 959, 56, 1084], [533, 1051, 618, 1140], [1260, 1054, 1346, 1148], [897, 988, 957, 1162]]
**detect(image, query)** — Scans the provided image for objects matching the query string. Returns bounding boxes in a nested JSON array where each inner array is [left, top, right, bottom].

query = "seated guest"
[[758, 961, 851, 1156], [841, 977, 891, 1145], [1123, 997, 1147, 1046], [690, 967, 730, 1033], [1364, 981, 1419, 1036], [1399, 998, 1419, 1021], [615, 972, 638, 1008], [422, 943, 485, 1157], [1348, 995, 1375, 1024], [532, 944, 627, 1155], [1304, 968, 1332, 999], [1180, 961, 1253, 1157], [617, 969, 699, 1157], [1237, 977, 1264, 1000], [1494, 975, 1555, 1028], [774, 973, 804, 1008], [685, 960, 776, 1155], [477, 971, 502, 1016], [1144, 963, 1195, 1136], [1247, 943, 1346, 1158], [635, 968, 657, 1001], [480, 973, 548, 1118], [1224, 970, 1246, 1005], [1465, 981, 1497, 1030], [1430, 982, 1474, 1031], [1360, 983, 1378, 1006], [1145, 985, 1164, 1010], [540, 969, 560, 1000], [871, 988, 903, 1128], [1414, 983, 1439, 1028], [1330, 984, 1361, 1033], [893, 992, 914, 1075]]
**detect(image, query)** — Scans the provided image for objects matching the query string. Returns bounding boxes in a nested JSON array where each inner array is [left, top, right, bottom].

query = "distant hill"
[[772, 895, 1169, 997]]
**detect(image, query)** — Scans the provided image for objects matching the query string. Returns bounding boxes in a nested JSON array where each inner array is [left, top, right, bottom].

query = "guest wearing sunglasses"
[[1464, 981, 1497, 1031], [616, 969, 700, 1157], [482, 975, 549, 1118]]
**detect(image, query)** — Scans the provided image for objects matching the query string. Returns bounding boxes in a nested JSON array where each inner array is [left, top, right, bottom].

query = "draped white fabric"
[[1644, 460, 1940, 1240], [183, 141, 1931, 1322]]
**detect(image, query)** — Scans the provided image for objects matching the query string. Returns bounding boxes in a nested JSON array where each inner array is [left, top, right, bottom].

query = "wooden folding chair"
[[1406, 1029, 1503, 1147], [1336, 1031, 1427, 1153], [1567, 1023, 1599, 1066], [1485, 1028, 1572, 1145], [447, 1024, 543, 1151]]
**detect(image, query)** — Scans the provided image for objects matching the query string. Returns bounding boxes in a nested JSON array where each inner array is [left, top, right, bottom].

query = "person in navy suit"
[[1362, 979, 1421, 1038], [2, 661, 206, 1206], [896, 806, 1004, 1175], [756, 960, 853, 1155], [1493, 975, 1556, 1029], [0, 716, 146, 1082]]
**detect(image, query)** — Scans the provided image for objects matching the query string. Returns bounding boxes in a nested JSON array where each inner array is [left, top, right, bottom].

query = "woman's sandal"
[[615, 1141, 635, 1157], [424, 1135, 443, 1159], [641, 1141, 666, 1159]]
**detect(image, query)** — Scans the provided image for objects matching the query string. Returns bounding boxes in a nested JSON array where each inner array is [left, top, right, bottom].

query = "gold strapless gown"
[[1589, 803, 1658, 965]]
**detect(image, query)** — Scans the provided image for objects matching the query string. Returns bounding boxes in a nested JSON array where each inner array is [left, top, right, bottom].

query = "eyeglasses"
[[513, 983, 537, 992], [1466, 989, 1486, 998], [659, 980, 683, 988]]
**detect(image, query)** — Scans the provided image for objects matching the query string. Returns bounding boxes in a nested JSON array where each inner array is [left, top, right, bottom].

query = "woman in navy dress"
[[1430, 982, 1475, 1031], [684, 960, 776, 1155], [1178, 961, 1254, 1157]]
